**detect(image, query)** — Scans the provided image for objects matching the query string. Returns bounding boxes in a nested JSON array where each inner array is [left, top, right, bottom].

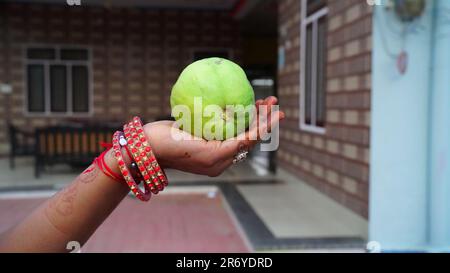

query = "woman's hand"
[[143, 96, 285, 177]]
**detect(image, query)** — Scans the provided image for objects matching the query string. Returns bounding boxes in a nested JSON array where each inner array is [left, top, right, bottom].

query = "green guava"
[[170, 57, 255, 140]]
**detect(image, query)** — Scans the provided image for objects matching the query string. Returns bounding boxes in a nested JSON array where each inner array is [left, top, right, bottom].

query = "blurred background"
[[0, 0, 449, 252]]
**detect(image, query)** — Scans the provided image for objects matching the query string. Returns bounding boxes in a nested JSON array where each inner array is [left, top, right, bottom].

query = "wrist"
[[143, 123, 169, 169], [105, 147, 132, 174]]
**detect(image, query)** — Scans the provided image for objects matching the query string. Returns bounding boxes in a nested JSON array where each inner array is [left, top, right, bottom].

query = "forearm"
[[0, 149, 130, 253]]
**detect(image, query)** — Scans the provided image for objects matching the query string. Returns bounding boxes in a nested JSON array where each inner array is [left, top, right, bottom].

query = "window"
[[300, 0, 328, 133], [25, 47, 91, 115]]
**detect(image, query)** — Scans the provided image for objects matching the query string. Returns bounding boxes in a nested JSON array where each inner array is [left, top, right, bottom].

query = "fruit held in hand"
[[170, 58, 255, 140]]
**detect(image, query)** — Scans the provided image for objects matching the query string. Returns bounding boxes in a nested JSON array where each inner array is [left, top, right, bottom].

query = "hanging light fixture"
[[393, 0, 426, 22]]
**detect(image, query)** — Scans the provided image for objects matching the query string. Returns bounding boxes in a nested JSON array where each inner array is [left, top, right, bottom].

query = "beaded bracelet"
[[126, 117, 168, 189], [112, 131, 151, 201], [123, 122, 160, 194], [133, 117, 168, 188], [94, 143, 144, 184], [92, 117, 169, 201]]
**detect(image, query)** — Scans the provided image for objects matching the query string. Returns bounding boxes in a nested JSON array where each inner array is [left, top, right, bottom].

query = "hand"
[[143, 96, 285, 177]]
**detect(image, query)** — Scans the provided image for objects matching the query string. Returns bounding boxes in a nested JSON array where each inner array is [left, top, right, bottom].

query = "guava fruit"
[[170, 57, 255, 140]]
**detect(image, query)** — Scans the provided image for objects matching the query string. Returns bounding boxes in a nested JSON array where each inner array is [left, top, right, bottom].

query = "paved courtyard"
[[0, 157, 368, 252], [0, 189, 249, 253]]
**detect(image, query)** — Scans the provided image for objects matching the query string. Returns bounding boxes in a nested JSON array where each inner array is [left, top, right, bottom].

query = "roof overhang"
[[7, 0, 240, 10]]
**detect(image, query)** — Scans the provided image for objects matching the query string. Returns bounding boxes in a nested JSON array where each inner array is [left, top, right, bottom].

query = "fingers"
[[253, 96, 278, 128], [214, 110, 284, 162], [197, 96, 285, 167], [216, 96, 284, 155], [255, 99, 264, 108], [248, 110, 284, 141], [254, 97, 277, 114], [261, 96, 278, 108], [261, 96, 278, 116], [264, 96, 278, 106]]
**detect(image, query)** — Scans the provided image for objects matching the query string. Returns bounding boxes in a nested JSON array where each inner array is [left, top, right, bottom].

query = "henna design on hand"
[[77, 164, 99, 184], [47, 182, 79, 217], [45, 163, 97, 218]]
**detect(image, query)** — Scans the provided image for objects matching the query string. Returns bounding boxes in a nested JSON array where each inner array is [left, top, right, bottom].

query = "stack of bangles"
[[94, 116, 168, 201]]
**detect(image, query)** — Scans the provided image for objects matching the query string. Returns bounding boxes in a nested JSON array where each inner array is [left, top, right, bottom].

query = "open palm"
[[144, 96, 284, 177]]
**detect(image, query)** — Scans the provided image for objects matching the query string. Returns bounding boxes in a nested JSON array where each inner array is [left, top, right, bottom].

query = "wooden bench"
[[8, 123, 36, 169], [34, 124, 119, 178]]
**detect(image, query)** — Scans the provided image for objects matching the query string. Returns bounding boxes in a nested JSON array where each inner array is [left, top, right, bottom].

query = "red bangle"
[[112, 131, 151, 201], [96, 116, 169, 202], [124, 145, 134, 164], [124, 121, 160, 194], [130, 117, 168, 188], [123, 117, 168, 193]]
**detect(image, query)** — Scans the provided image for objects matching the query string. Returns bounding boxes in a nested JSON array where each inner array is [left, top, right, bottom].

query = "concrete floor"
[[238, 169, 368, 239], [0, 157, 274, 188], [0, 157, 368, 250], [0, 157, 74, 189]]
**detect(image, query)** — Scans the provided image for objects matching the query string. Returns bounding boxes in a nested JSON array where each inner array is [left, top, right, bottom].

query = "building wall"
[[0, 3, 241, 154], [277, 0, 372, 218], [429, 0, 450, 250], [370, 0, 450, 251], [370, 1, 430, 250]]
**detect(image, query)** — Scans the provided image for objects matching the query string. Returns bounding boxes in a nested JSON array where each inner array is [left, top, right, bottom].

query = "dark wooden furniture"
[[9, 123, 36, 169], [34, 125, 119, 178]]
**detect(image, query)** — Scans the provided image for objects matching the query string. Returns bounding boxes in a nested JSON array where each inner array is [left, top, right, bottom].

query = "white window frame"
[[299, 0, 328, 134], [23, 44, 93, 117]]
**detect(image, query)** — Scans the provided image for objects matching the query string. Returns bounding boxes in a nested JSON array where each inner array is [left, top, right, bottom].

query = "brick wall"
[[0, 3, 241, 154], [277, 0, 372, 218]]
